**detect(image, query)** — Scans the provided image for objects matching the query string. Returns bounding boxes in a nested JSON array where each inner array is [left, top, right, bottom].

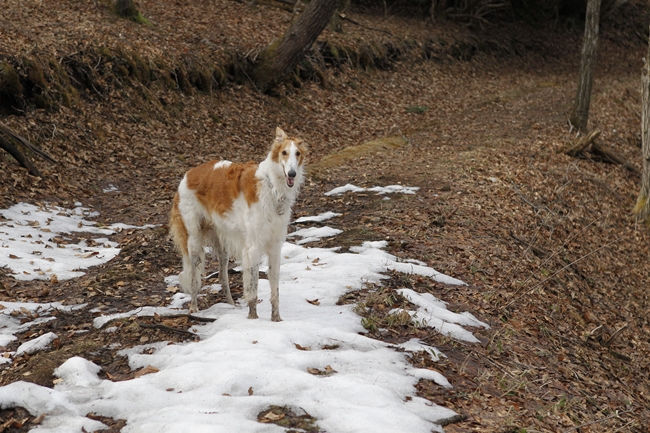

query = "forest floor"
[[1, 0, 650, 431]]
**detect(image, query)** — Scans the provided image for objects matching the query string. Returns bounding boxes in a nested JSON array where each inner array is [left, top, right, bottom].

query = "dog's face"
[[271, 127, 307, 188]]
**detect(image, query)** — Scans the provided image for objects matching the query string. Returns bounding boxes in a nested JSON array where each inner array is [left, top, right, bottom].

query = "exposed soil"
[[1, 0, 650, 432]]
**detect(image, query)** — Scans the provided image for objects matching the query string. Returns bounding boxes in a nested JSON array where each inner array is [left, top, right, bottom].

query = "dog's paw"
[[271, 314, 282, 322]]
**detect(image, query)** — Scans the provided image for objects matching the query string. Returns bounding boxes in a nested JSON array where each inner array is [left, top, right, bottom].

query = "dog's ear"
[[275, 127, 287, 142]]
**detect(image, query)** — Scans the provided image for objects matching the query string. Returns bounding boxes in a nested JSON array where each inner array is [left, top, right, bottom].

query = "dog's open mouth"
[[286, 176, 295, 188]]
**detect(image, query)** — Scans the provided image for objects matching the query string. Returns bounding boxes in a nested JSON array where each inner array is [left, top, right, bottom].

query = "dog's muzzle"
[[286, 169, 296, 187]]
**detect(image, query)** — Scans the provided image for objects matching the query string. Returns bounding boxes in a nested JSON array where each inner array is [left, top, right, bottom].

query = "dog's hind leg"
[[185, 235, 204, 313], [242, 248, 260, 319], [267, 243, 282, 322], [213, 236, 234, 305]]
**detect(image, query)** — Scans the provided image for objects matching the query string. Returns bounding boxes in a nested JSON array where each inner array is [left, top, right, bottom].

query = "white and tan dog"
[[169, 128, 307, 321]]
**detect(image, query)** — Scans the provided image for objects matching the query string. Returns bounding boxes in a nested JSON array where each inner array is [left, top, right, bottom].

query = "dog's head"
[[271, 127, 307, 188]]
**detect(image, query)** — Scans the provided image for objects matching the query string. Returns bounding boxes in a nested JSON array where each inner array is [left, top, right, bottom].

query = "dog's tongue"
[[287, 176, 295, 187]]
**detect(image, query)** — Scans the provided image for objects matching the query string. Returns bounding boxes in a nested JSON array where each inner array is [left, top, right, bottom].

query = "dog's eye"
[[296, 152, 301, 157], [282, 150, 287, 156]]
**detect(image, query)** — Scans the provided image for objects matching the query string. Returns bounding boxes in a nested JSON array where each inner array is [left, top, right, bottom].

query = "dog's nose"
[[288, 169, 296, 178]]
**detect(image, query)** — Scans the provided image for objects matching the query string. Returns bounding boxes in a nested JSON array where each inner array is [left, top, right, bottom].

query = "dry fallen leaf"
[[31, 413, 46, 425], [134, 365, 159, 378], [294, 343, 311, 351], [306, 298, 320, 306], [248, 386, 254, 396], [263, 411, 285, 422], [307, 365, 337, 376]]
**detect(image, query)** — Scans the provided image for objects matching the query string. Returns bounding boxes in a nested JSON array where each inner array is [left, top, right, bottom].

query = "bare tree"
[[634, 26, 650, 224], [569, 0, 602, 133], [251, 0, 338, 93]]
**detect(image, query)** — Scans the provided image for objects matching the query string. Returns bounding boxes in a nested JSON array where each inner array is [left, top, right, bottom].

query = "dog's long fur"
[[169, 128, 307, 321]]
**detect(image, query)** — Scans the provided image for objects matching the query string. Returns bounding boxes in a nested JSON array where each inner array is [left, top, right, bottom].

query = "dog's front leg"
[[267, 247, 282, 322], [242, 251, 259, 319]]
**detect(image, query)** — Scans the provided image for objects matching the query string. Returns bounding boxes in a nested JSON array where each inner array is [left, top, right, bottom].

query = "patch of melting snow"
[[287, 226, 343, 244], [0, 186, 488, 432], [102, 184, 120, 193], [0, 202, 156, 281], [294, 211, 341, 223], [16, 332, 59, 356], [325, 183, 419, 196], [0, 301, 85, 353]]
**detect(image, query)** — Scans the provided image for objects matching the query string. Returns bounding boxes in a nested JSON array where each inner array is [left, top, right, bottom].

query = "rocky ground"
[[1, 0, 650, 431]]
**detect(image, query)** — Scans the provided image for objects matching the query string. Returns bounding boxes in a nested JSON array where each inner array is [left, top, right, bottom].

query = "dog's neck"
[[264, 174, 289, 215], [258, 158, 300, 216]]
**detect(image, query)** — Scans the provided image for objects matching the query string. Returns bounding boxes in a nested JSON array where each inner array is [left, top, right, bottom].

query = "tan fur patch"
[[186, 160, 259, 215], [169, 193, 189, 255]]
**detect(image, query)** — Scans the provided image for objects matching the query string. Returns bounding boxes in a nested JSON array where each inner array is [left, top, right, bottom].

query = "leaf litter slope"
[[0, 0, 649, 431]]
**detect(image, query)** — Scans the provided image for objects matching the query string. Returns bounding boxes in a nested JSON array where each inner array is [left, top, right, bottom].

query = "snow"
[[15, 332, 59, 356], [396, 289, 489, 343], [325, 183, 419, 196], [0, 202, 155, 281], [286, 226, 343, 244], [294, 211, 341, 223], [0, 185, 489, 432], [102, 184, 119, 193], [0, 301, 84, 348]]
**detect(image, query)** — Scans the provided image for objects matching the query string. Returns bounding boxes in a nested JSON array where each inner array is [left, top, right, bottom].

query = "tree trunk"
[[251, 0, 338, 93], [115, 0, 138, 18], [633, 26, 650, 224], [569, 0, 602, 133]]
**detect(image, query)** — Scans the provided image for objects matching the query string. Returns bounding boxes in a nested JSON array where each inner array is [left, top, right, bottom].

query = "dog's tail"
[[169, 192, 189, 256]]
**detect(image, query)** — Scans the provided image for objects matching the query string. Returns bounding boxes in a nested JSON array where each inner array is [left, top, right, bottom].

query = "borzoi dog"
[[169, 127, 307, 321]]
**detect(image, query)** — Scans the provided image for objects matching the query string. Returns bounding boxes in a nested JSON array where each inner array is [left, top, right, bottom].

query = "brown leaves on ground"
[[257, 405, 321, 432]]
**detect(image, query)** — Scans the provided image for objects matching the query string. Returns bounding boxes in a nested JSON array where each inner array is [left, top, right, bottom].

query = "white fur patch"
[[213, 160, 232, 170]]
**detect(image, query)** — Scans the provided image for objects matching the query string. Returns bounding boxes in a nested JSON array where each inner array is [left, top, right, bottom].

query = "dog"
[[169, 127, 307, 321]]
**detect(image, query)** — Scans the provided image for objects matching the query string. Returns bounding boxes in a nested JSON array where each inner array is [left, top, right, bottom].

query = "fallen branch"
[[591, 141, 641, 178], [564, 129, 600, 157], [136, 321, 197, 338], [562, 129, 640, 177], [0, 121, 57, 177], [0, 122, 57, 163], [339, 14, 393, 36], [0, 134, 40, 176]]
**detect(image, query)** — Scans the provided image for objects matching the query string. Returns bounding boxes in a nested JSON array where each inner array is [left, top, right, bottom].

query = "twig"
[[338, 14, 393, 36], [136, 321, 197, 337], [604, 322, 628, 348], [500, 214, 605, 309], [501, 236, 623, 310], [510, 182, 555, 215], [162, 313, 217, 323], [562, 409, 633, 433]]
